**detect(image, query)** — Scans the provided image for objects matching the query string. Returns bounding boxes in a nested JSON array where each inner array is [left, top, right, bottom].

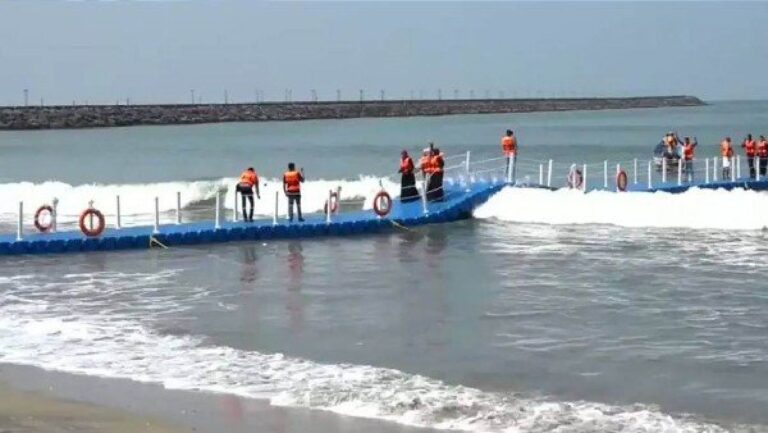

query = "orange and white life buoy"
[[567, 168, 583, 190], [34, 205, 54, 232], [373, 191, 392, 217], [79, 208, 105, 237], [324, 191, 339, 215], [616, 170, 628, 192]]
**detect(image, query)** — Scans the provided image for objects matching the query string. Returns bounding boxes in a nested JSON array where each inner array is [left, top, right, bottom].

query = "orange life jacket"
[[758, 140, 768, 158], [239, 170, 257, 187], [400, 156, 414, 175], [501, 136, 517, 156], [430, 153, 444, 174], [743, 139, 756, 157], [419, 156, 432, 174], [682, 144, 695, 160], [283, 170, 301, 194], [720, 141, 733, 158]]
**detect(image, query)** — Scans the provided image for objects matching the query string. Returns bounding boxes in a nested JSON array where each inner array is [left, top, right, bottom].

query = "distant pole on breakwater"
[[0, 95, 706, 130]]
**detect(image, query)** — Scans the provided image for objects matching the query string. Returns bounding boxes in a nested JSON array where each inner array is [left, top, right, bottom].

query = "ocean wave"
[[474, 187, 768, 231], [0, 176, 400, 224], [0, 271, 747, 433]]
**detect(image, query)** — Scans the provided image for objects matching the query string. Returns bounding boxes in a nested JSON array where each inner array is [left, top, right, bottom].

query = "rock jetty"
[[0, 96, 704, 130]]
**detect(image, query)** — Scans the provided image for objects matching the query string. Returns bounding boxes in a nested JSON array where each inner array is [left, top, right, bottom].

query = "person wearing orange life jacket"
[[758, 135, 768, 177], [283, 162, 305, 222], [426, 148, 445, 202], [720, 137, 734, 180], [681, 137, 698, 182], [236, 167, 260, 222], [398, 150, 419, 203], [418, 149, 432, 179], [742, 134, 757, 179], [501, 129, 518, 181]]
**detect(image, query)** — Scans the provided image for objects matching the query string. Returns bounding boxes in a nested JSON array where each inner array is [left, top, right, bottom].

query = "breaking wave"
[[0, 271, 750, 433], [475, 187, 768, 231]]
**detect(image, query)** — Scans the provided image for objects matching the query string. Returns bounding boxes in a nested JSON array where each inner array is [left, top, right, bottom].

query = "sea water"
[[1, 101, 768, 432]]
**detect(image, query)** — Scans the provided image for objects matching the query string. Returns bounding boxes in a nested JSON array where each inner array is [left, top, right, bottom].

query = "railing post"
[[16, 201, 23, 241], [153, 197, 160, 234], [677, 158, 683, 185], [465, 151, 471, 176], [662, 158, 667, 183], [115, 195, 122, 229], [506, 158, 513, 184], [547, 159, 553, 187], [603, 160, 608, 189], [582, 163, 588, 192], [421, 178, 429, 215], [273, 191, 278, 225], [757, 158, 762, 182], [736, 156, 741, 179], [214, 191, 221, 230], [713, 157, 718, 181], [176, 191, 182, 224], [615, 163, 621, 191], [232, 188, 238, 222], [705, 158, 710, 183], [51, 198, 58, 233], [633, 158, 638, 184], [539, 164, 543, 185], [326, 190, 332, 224], [336, 186, 342, 215], [731, 159, 736, 182], [647, 160, 652, 189]]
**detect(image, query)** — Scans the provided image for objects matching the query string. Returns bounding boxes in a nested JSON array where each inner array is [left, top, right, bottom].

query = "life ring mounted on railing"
[[567, 167, 584, 190], [324, 191, 339, 215], [373, 191, 392, 217], [79, 202, 105, 237], [34, 205, 54, 233], [616, 170, 628, 192]]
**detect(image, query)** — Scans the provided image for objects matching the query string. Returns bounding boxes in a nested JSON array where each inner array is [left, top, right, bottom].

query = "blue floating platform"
[[0, 181, 507, 256]]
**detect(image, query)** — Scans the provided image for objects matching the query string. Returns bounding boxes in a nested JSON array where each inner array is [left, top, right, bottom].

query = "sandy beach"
[[0, 364, 445, 433], [0, 380, 190, 433]]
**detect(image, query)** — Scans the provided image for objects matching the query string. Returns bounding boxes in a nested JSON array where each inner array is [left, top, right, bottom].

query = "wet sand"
[[0, 364, 446, 433], [0, 380, 190, 433]]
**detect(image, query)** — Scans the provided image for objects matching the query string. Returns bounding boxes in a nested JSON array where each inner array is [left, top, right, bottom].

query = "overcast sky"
[[1, 1, 766, 105]]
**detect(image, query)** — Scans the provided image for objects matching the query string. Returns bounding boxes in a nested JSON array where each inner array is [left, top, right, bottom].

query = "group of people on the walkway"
[[398, 144, 445, 203], [236, 163, 305, 223], [659, 132, 768, 181]]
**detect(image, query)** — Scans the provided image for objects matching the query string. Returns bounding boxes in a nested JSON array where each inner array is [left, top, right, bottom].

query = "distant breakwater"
[[0, 96, 704, 130]]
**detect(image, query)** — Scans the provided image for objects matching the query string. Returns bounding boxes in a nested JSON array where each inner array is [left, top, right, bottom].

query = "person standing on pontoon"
[[427, 148, 445, 202], [283, 162, 305, 223], [742, 134, 757, 179], [418, 148, 432, 180], [720, 137, 734, 179], [501, 129, 518, 181], [758, 136, 768, 178], [236, 167, 260, 222], [681, 137, 698, 182], [398, 150, 419, 202]]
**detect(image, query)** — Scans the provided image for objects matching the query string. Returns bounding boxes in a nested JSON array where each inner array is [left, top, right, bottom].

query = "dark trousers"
[[426, 172, 444, 202], [761, 158, 768, 177], [748, 157, 756, 179], [236, 184, 254, 222], [242, 194, 254, 221], [400, 172, 419, 202], [287, 194, 303, 221], [683, 160, 694, 182]]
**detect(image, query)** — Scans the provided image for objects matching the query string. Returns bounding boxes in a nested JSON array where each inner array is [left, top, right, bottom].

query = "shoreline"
[[0, 95, 704, 130], [0, 363, 445, 433]]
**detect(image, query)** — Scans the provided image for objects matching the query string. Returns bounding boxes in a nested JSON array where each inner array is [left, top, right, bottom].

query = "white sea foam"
[[0, 176, 399, 225], [475, 187, 768, 230], [0, 271, 745, 433]]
